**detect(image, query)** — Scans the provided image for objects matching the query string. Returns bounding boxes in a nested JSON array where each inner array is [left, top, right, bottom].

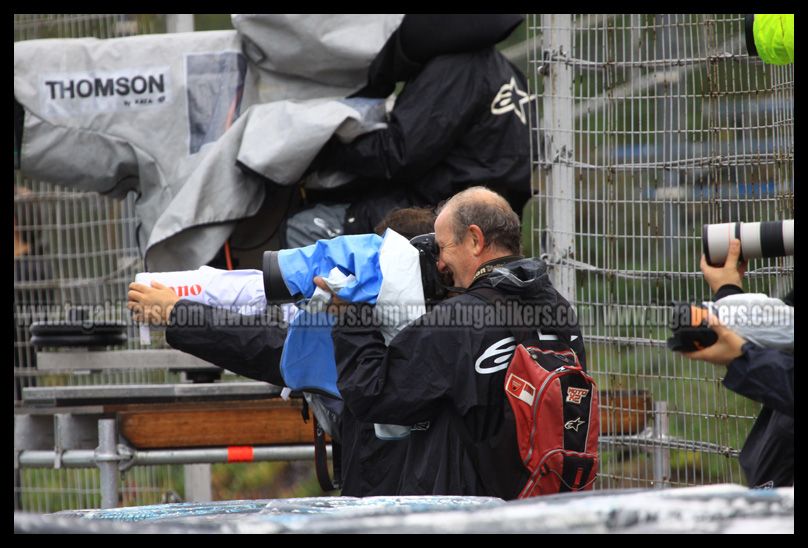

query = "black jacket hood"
[[478, 257, 554, 300], [354, 14, 524, 98], [468, 257, 579, 341]]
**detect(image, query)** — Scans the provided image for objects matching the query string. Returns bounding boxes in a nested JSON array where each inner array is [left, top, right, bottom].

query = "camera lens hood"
[[262, 250, 295, 303]]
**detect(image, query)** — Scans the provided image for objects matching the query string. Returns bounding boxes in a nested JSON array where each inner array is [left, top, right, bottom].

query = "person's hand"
[[313, 276, 349, 315], [701, 238, 747, 294], [682, 313, 747, 366], [127, 281, 180, 325]]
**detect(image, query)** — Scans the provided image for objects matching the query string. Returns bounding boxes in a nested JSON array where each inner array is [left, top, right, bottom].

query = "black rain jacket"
[[164, 301, 407, 496], [332, 257, 586, 498], [714, 285, 794, 488], [314, 15, 531, 231]]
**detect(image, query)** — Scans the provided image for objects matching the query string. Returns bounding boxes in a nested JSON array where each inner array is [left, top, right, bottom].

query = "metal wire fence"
[[526, 14, 793, 488], [13, 13, 182, 512]]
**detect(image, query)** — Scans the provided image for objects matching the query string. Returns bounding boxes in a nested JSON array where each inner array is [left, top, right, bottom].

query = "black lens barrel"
[[262, 250, 295, 303], [759, 220, 786, 259]]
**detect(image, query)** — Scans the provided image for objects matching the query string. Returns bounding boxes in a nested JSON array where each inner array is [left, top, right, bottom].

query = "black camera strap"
[[313, 415, 342, 492], [302, 396, 342, 493], [470, 255, 524, 285]]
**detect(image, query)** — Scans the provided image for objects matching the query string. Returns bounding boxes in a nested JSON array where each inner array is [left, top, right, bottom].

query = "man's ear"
[[468, 224, 485, 255]]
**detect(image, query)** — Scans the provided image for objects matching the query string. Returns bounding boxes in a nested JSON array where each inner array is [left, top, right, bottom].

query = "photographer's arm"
[[331, 303, 449, 425], [128, 280, 287, 385], [682, 318, 746, 366], [683, 316, 793, 416], [313, 276, 448, 424], [164, 301, 287, 387], [722, 344, 794, 417]]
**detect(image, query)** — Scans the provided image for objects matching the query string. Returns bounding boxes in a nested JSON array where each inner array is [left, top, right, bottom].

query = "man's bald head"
[[437, 186, 522, 255]]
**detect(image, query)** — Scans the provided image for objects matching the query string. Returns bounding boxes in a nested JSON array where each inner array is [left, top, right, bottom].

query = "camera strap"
[[313, 415, 342, 492], [470, 255, 524, 285]]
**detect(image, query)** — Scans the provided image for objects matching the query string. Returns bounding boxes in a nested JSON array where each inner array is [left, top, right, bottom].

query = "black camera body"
[[667, 302, 718, 352], [408, 233, 450, 303]]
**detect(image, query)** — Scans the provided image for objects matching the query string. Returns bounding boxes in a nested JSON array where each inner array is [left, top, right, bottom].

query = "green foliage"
[[211, 461, 331, 500], [194, 14, 233, 31]]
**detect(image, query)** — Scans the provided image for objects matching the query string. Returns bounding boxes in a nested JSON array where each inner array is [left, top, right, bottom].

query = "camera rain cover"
[[279, 229, 425, 408]]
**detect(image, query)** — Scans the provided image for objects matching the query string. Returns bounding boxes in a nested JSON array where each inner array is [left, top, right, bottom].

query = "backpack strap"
[[313, 415, 342, 492]]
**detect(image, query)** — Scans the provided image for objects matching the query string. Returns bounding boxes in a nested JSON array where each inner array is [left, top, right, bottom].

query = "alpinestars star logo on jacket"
[[490, 77, 532, 124], [475, 336, 517, 374]]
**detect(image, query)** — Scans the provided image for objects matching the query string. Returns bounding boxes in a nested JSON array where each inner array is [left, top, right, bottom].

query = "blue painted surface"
[[56, 496, 503, 526]]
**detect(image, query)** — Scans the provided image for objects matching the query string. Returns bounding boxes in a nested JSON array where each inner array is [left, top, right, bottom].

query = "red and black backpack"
[[460, 287, 600, 499]]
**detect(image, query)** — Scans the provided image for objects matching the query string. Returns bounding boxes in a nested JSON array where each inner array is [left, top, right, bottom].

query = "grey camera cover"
[[14, 15, 402, 270]]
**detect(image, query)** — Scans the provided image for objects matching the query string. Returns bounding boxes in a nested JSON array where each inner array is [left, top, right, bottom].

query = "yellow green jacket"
[[746, 14, 794, 65]]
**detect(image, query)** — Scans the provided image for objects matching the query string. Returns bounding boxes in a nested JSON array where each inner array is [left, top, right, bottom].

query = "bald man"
[[319, 186, 587, 498]]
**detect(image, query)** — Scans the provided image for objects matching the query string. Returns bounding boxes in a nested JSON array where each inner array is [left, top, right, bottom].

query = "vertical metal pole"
[[14, 455, 23, 510], [166, 14, 194, 34], [653, 401, 671, 489], [165, 12, 211, 505], [184, 464, 213, 503], [542, 14, 577, 303], [96, 419, 119, 509]]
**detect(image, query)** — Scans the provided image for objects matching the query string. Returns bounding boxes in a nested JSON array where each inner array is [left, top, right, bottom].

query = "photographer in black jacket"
[[682, 238, 793, 488], [127, 207, 438, 497], [317, 187, 586, 498]]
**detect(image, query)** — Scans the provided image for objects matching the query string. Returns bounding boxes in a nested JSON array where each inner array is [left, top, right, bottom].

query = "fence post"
[[653, 401, 671, 489], [166, 12, 216, 504], [96, 419, 120, 509], [184, 464, 213, 503], [166, 14, 194, 34], [541, 14, 577, 303]]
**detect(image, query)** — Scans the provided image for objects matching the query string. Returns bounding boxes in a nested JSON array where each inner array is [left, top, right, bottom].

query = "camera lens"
[[703, 220, 794, 266]]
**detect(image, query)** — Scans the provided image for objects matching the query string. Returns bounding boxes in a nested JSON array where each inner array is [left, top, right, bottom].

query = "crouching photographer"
[[677, 237, 793, 489]]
